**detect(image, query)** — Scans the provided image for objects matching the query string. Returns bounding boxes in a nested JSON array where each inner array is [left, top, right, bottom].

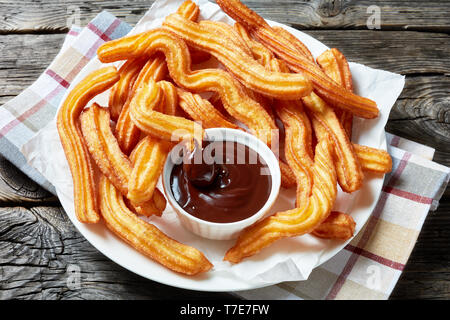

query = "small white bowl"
[[162, 128, 281, 240]]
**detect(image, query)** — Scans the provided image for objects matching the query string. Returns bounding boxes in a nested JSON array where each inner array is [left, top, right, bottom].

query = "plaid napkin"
[[1, 12, 449, 300]]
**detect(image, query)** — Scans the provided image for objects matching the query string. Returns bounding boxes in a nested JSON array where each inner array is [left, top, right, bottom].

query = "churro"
[[129, 79, 204, 142], [224, 138, 337, 263], [128, 135, 171, 205], [57, 66, 119, 223], [159, 80, 179, 116], [80, 104, 165, 216], [162, 13, 313, 100], [97, 28, 277, 146], [109, 58, 146, 121], [115, 56, 168, 155], [275, 99, 314, 207], [304, 95, 364, 193], [317, 48, 354, 137], [311, 211, 356, 240], [353, 144, 392, 173], [99, 175, 213, 275], [177, 88, 240, 130], [216, 0, 379, 119]]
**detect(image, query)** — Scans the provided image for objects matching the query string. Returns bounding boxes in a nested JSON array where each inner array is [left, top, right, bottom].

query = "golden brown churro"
[[80, 104, 166, 216], [177, 88, 241, 130], [128, 136, 171, 205], [353, 144, 392, 173], [99, 175, 213, 275], [216, 0, 379, 119], [57, 66, 119, 223], [311, 211, 356, 240], [303, 92, 364, 193], [129, 79, 204, 142], [97, 28, 277, 146], [317, 48, 354, 137], [108, 58, 146, 121], [162, 13, 313, 100], [275, 100, 314, 207], [224, 138, 337, 263], [115, 56, 168, 155]]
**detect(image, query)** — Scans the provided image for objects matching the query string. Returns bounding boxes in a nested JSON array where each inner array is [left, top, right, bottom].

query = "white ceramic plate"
[[28, 5, 392, 292]]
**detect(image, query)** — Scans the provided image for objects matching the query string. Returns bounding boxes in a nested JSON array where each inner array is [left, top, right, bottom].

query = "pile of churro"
[[57, 0, 392, 274]]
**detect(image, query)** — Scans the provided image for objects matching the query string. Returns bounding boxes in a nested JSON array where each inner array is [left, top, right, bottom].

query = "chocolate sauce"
[[170, 141, 272, 223]]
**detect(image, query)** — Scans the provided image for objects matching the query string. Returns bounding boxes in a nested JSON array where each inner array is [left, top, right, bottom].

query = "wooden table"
[[0, 0, 448, 300]]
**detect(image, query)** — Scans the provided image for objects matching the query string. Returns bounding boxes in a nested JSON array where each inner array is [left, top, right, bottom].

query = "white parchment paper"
[[21, 0, 405, 290]]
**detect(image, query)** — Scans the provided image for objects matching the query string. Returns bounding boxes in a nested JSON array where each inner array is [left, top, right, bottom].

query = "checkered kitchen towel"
[[0, 12, 449, 300]]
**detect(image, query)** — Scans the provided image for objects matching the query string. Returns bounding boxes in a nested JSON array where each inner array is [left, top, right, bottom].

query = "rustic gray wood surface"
[[0, 0, 449, 300]]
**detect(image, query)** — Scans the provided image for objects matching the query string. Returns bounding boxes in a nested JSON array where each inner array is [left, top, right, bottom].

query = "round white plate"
[[49, 14, 387, 292]]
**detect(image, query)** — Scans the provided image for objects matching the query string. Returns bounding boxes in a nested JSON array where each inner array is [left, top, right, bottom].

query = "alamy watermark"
[[66, 264, 81, 290], [366, 5, 381, 30]]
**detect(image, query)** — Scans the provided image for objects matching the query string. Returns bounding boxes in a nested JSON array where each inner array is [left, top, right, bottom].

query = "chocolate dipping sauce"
[[170, 140, 272, 223]]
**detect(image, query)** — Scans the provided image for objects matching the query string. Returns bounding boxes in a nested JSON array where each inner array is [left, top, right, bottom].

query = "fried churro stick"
[[80, 104, 165, 216], [99, 175, 213, 275], [177, 0, 211, 64], [177, 88, 241, 129], [275, 100, 314, 207], [216, 0, 379, 119], [97, 28, 277, 146], [271, 26, 314, 62], [115, 56, 168, 155], [199, 20, 253, 57], [81, 104, 131, 195], [162, 13, 312, 100], [304, 92, 364, 193], [225, 31, 300, 189], [224, 138, 337, 263], [317, 48, 354, 137], [353, 144, 392, 173], [311, 211, 356, 240], [159, 80, 179, 116], [115, 2, 203, 155], [234, 22, 274, 66], [128, 135, 171, 205], [108, 58, 147, 121], [266, 56, 356, 237], [306, 97, 390, 175], [57, 66, 119, 223], [129, 80, 204, 142], [176, 0, 199, 20]]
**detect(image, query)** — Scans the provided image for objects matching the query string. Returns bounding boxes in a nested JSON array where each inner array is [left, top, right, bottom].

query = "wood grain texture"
[[0, 156, 55, 204], [0, 1, 450, 33], [0, 206, 235, 299]]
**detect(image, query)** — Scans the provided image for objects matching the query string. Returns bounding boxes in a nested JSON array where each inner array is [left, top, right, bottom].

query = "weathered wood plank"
[[0, 206, 236, 299], [308, 30, 450, 76], [0, 156, 55, 203], [385, 75, 450, 177], [0, 0, 449, 33]]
